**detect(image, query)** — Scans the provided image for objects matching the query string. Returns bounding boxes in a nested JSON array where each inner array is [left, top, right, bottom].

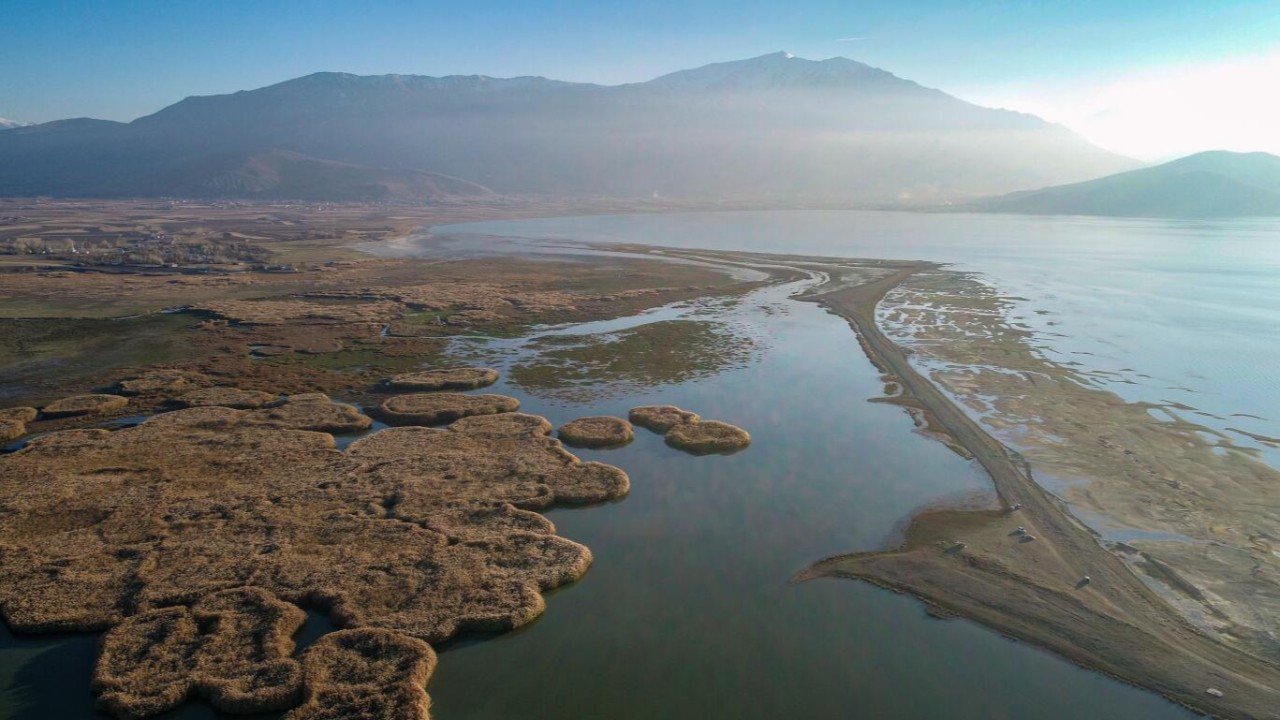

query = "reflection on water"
[[1, 250, 1197, 719], [422, 277, 1192, 719], [438, 210, 1280, 463]]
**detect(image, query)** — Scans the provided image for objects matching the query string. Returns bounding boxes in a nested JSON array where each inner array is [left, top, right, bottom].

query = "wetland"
[[4, 203, 1280, 719]]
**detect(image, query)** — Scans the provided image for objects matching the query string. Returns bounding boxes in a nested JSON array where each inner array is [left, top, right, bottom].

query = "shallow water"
[[437, 210, 1280, 465], [0, 271, 1198, 718]]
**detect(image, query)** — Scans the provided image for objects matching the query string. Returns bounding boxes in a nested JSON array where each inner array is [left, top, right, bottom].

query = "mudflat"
[[796, 263, 1280, 720]]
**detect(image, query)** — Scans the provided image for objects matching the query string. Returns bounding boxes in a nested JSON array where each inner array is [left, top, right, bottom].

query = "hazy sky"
[[2, 0, 1277, 160]]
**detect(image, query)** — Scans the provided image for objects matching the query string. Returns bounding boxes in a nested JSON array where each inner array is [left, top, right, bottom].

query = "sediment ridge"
[[798, 264, 1280, 720]]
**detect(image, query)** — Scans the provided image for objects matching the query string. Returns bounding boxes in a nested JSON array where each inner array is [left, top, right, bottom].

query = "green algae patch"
[[511, 320, 753, 401]]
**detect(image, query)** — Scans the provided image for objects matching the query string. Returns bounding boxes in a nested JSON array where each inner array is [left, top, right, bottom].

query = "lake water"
[[5, 210, 1253, 718], [436, 210, 1280, 464]]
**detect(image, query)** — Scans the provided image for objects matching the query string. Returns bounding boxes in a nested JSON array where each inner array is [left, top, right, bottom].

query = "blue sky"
[[2, 1, 1278, 158]]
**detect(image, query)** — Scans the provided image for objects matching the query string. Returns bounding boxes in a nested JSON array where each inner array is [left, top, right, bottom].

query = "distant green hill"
[[975, 151, 1280, 218]]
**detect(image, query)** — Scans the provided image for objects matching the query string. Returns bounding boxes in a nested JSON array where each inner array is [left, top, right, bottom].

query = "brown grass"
[[177, 386, 279, 409], [375, 393, 519, 426], [286, 628, 435, 720], [0, 419, 24, 441], [0, 398, 628, 717], [558, 416, 634, 448], [628, 405, 750, 454], [94, 587, 305, 718], [116, 369, 206, 396], [252, 395, 373, 433], [41, 393, 129, 418], [386, 367, 499, 391], [0, 407, 39, 423], [628, 405, 699, 433], [664, 420, 751, 455]]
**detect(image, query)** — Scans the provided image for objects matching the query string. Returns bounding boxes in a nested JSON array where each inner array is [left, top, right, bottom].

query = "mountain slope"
[[155, 150, 495, 201], [976, 151, 1280, 218], [0, 53, 1137, 202]]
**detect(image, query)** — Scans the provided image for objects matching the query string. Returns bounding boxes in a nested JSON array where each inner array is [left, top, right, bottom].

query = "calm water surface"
[[439, 210, 1280, 463], [1, 212, 1227, 718]]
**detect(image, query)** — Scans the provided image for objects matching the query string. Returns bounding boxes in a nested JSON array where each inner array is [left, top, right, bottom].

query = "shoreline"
[[796, 264, 1280, 719]]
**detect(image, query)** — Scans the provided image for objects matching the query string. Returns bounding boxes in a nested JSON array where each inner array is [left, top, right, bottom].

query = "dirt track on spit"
[[799, 264, 1280, 720]]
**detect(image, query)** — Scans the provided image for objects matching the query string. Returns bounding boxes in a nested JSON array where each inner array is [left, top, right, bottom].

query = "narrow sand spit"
[[41, 393, 129, 418], [376, 392, 519, 426], [797, 262, 1280, 720], [559, 416, 634, 448], [0, 397, 627, 718], [386, 367, 499, 391]]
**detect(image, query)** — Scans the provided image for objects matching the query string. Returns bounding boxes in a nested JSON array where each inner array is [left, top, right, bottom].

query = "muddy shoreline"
[[797, 264, 1280, 720]]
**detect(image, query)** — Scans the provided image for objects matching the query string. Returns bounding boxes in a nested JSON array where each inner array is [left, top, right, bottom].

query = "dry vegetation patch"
[[376, 393, 519, 426], [192, 299, 402, 326], [94, 587, 306, 718], [252, 395, 373, 433], [0, 419, 25, 441], [664, 420, 752, 454], [629, 404, 750, 454], [286, 629, 435, 720], [177, 386, 279, 409], [559, 416, 634, 448], [386, 367, 499, 391], [41, 393, 129, 418], [0, 398, 627, 718], [116, 369, 205, 396], [629, 405, 700, 433], [0, 407, 38, 423]]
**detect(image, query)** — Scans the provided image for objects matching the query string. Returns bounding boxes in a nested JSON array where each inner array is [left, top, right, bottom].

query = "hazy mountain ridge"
[[975, 151, 1280, 218], [0, 53, 1137, 202]]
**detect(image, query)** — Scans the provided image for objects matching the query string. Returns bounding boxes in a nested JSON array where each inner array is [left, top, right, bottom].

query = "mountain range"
[[0, 53, 1137, 203], [975, 151, 1280, 218]]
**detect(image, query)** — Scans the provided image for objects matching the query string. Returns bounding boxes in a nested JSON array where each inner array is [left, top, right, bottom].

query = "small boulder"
[[558, 416, 634, 448], [386, 367, 499, 391]]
